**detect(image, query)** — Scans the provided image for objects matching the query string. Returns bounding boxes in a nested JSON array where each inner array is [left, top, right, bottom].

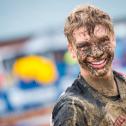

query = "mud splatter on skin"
[[75, 36, 114, 77]]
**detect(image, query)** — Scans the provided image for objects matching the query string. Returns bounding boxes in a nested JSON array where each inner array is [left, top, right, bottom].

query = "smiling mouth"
[[88, 59, 107, 69]]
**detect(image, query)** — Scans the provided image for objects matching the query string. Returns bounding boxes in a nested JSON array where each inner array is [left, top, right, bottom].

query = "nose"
[[91, 45, 103, 58]]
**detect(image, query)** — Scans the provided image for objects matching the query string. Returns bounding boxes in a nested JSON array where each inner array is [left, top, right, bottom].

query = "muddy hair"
[[64, 5, 114, 44]]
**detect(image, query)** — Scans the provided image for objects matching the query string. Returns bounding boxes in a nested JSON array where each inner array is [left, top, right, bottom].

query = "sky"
[[1, 0, 126, 40]]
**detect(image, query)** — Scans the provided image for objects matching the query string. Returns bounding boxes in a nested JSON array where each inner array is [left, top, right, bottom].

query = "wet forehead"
[[73, 25, 108, 43]]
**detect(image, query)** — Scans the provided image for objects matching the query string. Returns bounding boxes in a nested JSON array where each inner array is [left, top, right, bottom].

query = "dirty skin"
[[75, 36, 114, 77]]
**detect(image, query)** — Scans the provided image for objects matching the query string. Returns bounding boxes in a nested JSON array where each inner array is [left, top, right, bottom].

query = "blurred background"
[[0, 0, 126, 126]]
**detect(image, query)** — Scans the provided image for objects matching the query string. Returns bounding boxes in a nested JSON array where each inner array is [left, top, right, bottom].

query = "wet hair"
[[64, 5, 114, 44]]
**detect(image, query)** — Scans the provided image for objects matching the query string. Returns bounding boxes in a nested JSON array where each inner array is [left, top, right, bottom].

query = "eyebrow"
[[75, 41, 90, 48], [99, 36, 110, 41], [75, 35, 110, 48]]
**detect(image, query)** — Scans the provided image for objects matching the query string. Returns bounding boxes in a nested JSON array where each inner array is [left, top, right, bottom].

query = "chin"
[[92, 68, 108, 77], [89, 62, 113, 78]]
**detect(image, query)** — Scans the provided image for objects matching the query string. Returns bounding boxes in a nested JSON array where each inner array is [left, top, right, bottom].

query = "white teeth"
[[91, 59, 105, 65]]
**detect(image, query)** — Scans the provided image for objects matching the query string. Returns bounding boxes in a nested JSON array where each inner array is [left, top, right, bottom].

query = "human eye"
[[101, 40, 110, 46], [99, 37, 110, 46], [101, 41, 108, 46], [100, 36, 110, 43], [76, 42, 90, 50], [81, 46, 90, 52]]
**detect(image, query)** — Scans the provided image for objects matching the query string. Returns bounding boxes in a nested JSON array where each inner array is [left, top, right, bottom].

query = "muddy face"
[[72, 25, 116, 77]]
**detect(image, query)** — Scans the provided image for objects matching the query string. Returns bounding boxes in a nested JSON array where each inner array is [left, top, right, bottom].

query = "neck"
[[80, 69, 118, 96]]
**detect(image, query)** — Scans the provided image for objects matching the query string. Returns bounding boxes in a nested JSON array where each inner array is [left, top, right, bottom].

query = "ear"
[[67, 43, 77, 59]]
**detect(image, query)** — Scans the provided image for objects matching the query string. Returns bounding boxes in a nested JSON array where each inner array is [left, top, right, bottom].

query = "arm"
[[52, 97, 88, 126]]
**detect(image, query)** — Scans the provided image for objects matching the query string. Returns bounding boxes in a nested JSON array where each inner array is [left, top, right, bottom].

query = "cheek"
[[107, 47, 115, 55], [76, 49, 88, 60], [100, 44, 114, 54]]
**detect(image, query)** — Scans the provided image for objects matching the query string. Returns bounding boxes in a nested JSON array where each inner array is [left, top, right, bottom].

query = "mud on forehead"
[[73, 25, 110, 42]]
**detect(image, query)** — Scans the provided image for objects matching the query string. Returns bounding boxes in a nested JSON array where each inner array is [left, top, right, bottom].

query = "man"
[[52, 5, 126, 126]]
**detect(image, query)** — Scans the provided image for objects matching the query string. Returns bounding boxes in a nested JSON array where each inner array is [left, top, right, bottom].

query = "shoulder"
[[113, 70, 126, 82], [52, 78, 88, 125], [52, 79, 84, 116], [52, 92, 87, 126]]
